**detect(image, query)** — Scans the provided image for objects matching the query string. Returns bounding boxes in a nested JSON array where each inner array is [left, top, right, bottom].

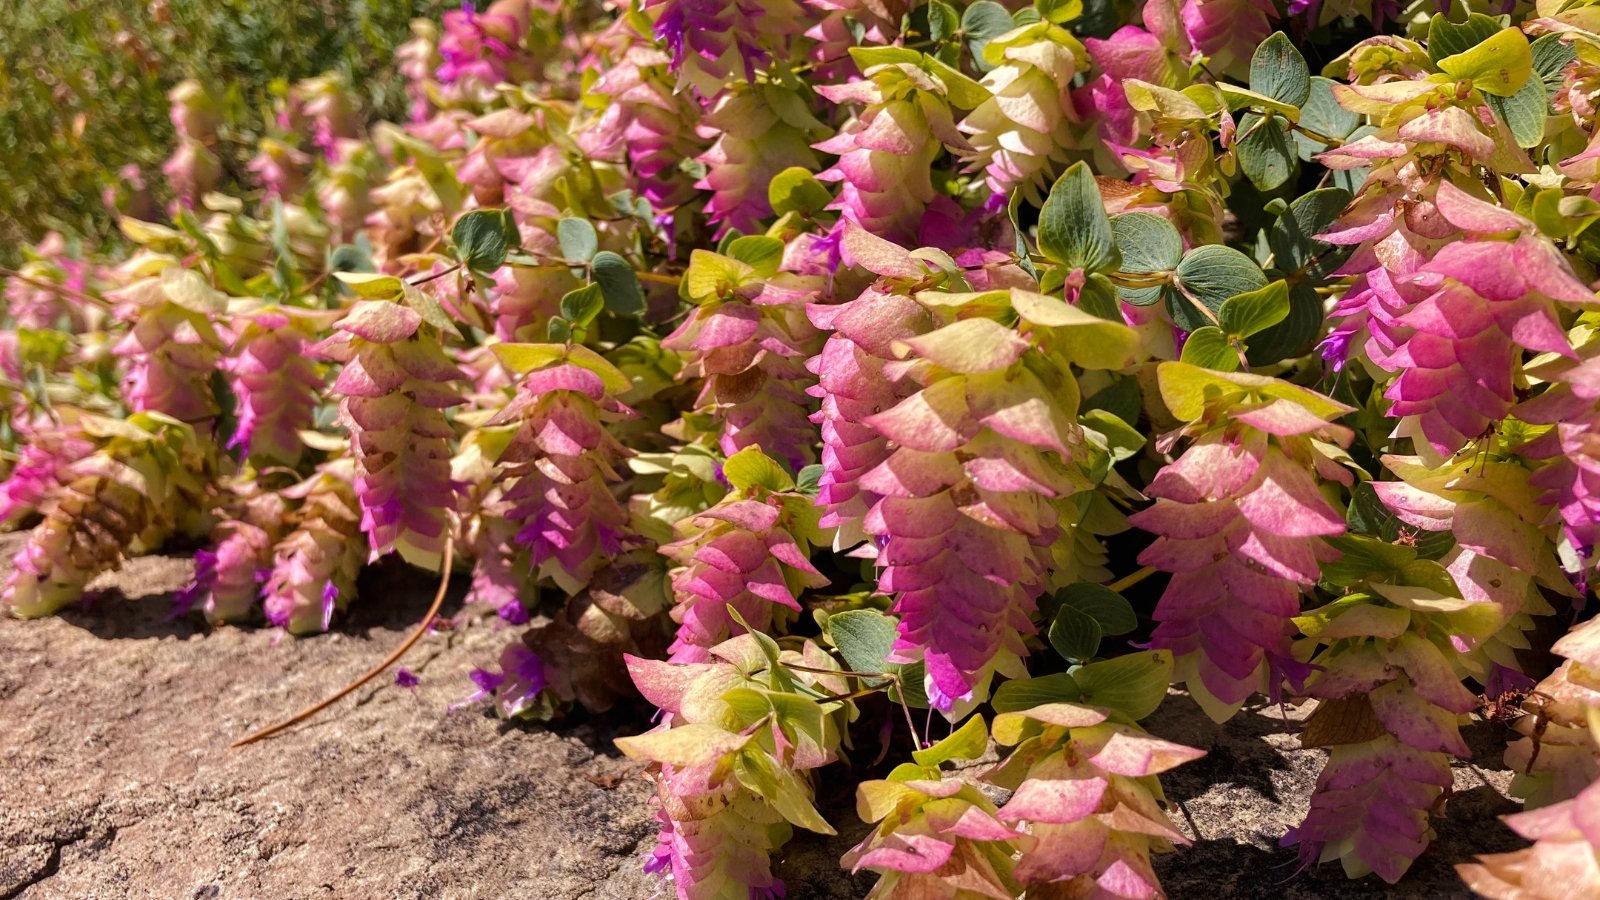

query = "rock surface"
[[0, 538, 1527, 899]]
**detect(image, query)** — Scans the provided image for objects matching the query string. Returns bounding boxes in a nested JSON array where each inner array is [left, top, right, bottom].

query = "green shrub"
[[0, 0, 444, 263]]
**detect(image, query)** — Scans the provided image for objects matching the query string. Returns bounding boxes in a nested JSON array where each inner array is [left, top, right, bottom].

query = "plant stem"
[[1108, 565, 1158, 594], [407, 263, 461, 287], [0, 267, 112, 309]]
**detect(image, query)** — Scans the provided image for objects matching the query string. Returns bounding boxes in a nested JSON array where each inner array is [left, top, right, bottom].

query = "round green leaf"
[[768, 167, 832, 217], [451, 208, 515, 273], [559, 283, 604, 329], [1426, 13, 1503, 64], [557, 216, 598, 263], [825, 609, 898, 681], [1294, 77, 1361, 161], [590, 251, 646, 316], [1069, 650, 1174, 721], [1111, 212, 1181, 307], [1236, 113, 1296, 192], [1245, 280, 1323, 366], [1038, 162, 1120, 272], [1048, 604, 1103, 662], [1219, 280, 1290, 339], [1171, 245, 1268, 333], [1055, 583, 1138, 635], [1487, 75, 1547, 148], [962, 1, 1015, 72], [1267, 187, 1352, 277], [992, 672, 1082, 714], [1178, 325, 1239, 372], [1250, 33, 1310, 108]]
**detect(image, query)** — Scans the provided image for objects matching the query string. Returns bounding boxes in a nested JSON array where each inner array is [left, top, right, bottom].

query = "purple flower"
[[172, 549, 218, 618], [395, 668, 420, 688]]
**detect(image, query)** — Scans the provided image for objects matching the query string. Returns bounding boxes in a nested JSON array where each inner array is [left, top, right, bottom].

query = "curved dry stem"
[[230, 538, 455, 748]]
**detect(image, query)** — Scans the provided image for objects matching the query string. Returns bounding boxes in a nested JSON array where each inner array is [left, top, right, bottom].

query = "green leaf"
[[924, 0, 960, 41], [1218, 83, 1301, 122], [992, 672, 1081, 713], [590, 251, 646, 316], [1250, 32, 1310, 107], [726, 235, 785, 277], [1322, 534, 1418, 587], [334, 272, 404, 299], [826, 609, 898, 682], [1124, 80, 1209, 120], [962, 1, 1015, 72], [1171, 245, 1268, 333], [795, 464, 823, 496], [556, 216, 598, 263], [1219, 279, 1289, 338], [1070, 650, 1174, 721], [1048, 604, 1103, 661], [1009, 289, 1141, 368], [547, 316, 572, 343], [684, 249, 754, 301], [1037, 0, 1084, 23], [491, 342, 566, 373], [1245, 280, 1323, 366], [733, 751, 836, 834], [1006, 187, 1039, 278], [848, 45, 923, 70], [1055, 583, 1138, 635], [1487, 75, 1547, 148], [402, 283, 463, 340], [889, 660, 930, 709], [1080, 408, 1145, 461], [328, 240, 376, 275], [768, 167, 832, 217], [911, 714, 988, 767], [615, 723, 747, 766], [559, 283, 605, 328], [1178, 326, 1239, 371], [1294, 77, 1361, 161], [1156, 361, 1352, 422], [1266, 187, 1352, 276], [723, 446, 795, 493], [1083, 376, 1141, 424], [1426, 14, 1504, 65], [1236, 113, 1296, 192], [1532, 32, 1578, 85], [1111, 212, 1181, 307], [451, 209, 515, 273], [1436, 26, 1532, 97], [1038, 162, 1120, 272], [922, 54, 990, 108]]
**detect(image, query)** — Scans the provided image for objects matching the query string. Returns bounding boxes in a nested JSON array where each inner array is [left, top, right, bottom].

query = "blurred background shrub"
[[0, 0, 446, 264]]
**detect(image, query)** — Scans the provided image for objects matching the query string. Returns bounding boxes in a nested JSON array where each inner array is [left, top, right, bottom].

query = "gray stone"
[[0, 540, 1525, 898]]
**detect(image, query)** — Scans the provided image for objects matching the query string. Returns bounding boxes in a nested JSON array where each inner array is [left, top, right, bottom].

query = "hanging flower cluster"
[[1133, 364, 1354, 719]]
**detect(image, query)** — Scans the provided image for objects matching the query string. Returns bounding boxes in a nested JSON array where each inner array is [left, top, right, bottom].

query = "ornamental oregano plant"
[[11, 0, 1600, 895]]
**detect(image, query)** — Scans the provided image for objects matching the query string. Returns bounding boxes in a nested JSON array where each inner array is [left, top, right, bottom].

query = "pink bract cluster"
[[9, 3, 1600, 898]]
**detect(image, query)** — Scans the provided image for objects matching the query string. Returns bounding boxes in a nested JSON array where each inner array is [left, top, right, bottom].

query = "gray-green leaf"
[[1038, 162, 1120, 273], [557, 217, 598, 263], [1171, 244, 1268, 333], [1048, 604, 1104, 662], [590, 251, 646, 316], [1250, 32, 1311, 108], [451, 208, 515, 274]]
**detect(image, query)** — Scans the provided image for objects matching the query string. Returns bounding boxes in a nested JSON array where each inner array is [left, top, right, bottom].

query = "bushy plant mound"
[[8, 0, 1600, 896]]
